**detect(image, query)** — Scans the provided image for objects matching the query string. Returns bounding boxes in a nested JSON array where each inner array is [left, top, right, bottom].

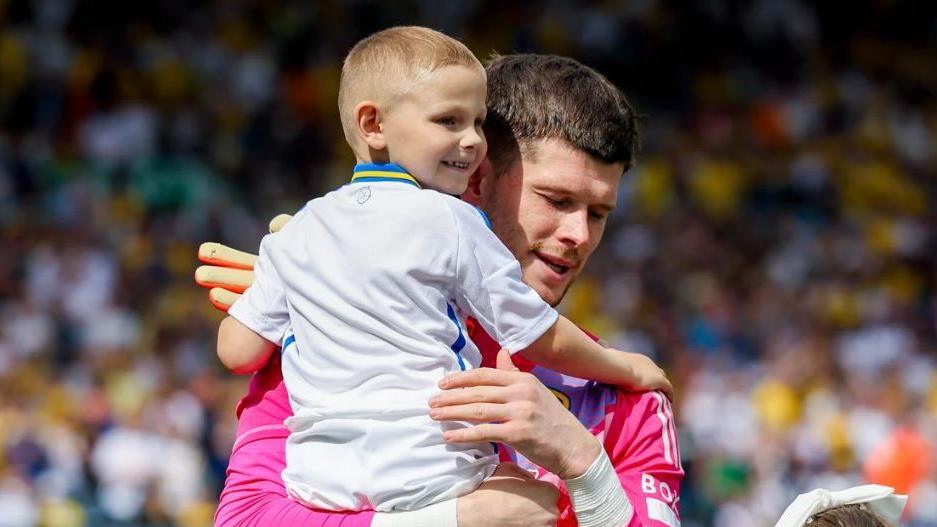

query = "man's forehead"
[[516, 139, 623, 202]]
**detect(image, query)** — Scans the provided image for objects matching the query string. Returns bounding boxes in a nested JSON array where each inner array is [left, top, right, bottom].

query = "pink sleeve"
[[214, 358, 376, 527], [605, 391, 683, 527]]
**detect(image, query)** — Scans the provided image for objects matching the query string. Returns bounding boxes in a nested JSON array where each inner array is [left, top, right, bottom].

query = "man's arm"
[[217, 423, 561, 527], [429, 350, 684, 527], [429, 349, 603, 480], [605, 391, 683, 527], [215, 423, 376, 527]]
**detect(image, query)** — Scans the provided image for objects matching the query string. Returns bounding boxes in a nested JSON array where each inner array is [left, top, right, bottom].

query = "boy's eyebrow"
[[428, 103, 485, 118], [429, 101, 469, 111]]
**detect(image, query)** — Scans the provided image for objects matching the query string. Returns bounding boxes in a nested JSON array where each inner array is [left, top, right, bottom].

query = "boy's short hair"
[[338, 26, 484, 145], [483, 54, 639, 175]]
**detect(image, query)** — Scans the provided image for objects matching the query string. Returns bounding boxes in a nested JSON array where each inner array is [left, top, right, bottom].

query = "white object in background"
[[775, 484, 907, 527]]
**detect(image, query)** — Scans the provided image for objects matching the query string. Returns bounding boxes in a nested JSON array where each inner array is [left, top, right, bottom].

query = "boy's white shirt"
[[229, 178, 558, 512]]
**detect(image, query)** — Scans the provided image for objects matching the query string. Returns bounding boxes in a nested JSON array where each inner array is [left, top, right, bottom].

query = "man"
[[197, 54, 683, 527]]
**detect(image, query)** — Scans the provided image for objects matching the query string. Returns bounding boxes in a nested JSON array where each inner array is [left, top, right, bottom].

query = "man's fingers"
[[442, 423, 504, 444], [429, 403, 511, 423], [194, 266, 255, 293], [495, 348, 519, 371], [268, 214, 293, 234], [428, 386, 510, 408], [198, 242, 257, 270], [208, 288, 241, 313], [439, 367, 527, 389]]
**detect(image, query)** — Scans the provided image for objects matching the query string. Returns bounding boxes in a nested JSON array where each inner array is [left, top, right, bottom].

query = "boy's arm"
[[218, 316, 278, 374], [443, 200, 671, 398], [225, 232, 291, 349], [520, 317, 673, 399]]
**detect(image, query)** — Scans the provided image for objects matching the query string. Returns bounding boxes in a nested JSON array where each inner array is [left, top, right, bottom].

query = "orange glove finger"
[[198, 242, 257, 270], [208, 288, 241, 313], [194, 266, 254, 294]]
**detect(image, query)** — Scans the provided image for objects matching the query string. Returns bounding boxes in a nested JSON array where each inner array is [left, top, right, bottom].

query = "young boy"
[[218, 26, 670, 513]]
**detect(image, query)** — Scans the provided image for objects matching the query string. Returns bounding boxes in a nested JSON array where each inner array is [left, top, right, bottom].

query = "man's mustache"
[[530, 242, 581, 267]]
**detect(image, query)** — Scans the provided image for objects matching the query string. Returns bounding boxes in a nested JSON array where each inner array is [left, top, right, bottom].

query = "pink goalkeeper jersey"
[[214, 322, 684, 527]]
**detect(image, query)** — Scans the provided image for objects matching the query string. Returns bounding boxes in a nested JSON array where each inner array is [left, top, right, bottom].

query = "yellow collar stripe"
[[350, 171, 421, 188]]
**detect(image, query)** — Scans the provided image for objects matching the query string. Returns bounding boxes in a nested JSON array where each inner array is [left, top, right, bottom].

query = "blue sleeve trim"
[[446, 303, 467, 371], [473, 206, 493, 229]]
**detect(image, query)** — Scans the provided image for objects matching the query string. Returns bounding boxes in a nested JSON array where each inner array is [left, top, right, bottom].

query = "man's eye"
[[589, 210, 607, 221], [546, 196, 571, 208]]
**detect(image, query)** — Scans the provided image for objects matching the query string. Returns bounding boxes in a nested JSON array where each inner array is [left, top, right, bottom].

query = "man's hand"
[[456, 463, 559, 527], [193, 214, 292, 312], [429, 349, 602, 480]]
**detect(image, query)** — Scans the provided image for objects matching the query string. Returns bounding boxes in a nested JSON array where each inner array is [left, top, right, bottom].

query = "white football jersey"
[[229, 163, 557, 511]]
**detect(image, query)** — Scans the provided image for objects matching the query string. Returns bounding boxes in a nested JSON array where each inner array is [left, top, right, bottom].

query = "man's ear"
[[461, 157, 493, 206], [355, 101, 385, 151]]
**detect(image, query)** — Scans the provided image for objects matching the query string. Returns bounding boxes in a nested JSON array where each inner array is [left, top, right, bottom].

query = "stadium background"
[[1, 0, 936, 525]]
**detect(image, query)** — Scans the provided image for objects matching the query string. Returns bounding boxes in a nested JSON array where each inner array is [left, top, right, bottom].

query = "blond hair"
[[338, 26, 483, 146]]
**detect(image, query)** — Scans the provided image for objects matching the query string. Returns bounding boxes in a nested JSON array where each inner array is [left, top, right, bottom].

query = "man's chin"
[[526, 267, 573, 307]]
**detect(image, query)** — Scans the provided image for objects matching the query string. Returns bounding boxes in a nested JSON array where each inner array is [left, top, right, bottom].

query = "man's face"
[[472, 139, 623, 306]]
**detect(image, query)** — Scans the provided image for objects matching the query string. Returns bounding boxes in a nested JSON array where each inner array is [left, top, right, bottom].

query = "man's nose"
[[557, 210, 590, 248]]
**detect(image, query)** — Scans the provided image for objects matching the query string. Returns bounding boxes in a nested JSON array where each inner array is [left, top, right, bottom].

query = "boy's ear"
[[355, 101, 386, 150]]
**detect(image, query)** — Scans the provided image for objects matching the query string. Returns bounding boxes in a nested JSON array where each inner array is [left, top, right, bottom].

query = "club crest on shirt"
[[549, 388, 571, 410], [356, 186, 371, 204]]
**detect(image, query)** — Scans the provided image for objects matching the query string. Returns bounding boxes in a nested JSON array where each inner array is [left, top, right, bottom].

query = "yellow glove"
[[194, 214, 293, 312]]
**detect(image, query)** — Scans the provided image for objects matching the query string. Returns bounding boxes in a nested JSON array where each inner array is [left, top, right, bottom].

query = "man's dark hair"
[[806, 505, 890, 527], [483, 54, 639, 175]]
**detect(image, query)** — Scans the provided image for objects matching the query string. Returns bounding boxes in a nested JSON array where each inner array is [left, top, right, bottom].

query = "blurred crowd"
[[0, 1, 935, 526]]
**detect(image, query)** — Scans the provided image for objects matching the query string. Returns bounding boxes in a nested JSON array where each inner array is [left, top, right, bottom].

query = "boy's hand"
[[618, 350, 674, 400], [194, 214, 293, 312]]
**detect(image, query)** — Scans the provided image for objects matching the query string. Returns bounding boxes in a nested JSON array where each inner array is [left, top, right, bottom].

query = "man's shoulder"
[[533, 368, 673, 433], [613, 389, 670, 415], [607, 390, 676, 444]]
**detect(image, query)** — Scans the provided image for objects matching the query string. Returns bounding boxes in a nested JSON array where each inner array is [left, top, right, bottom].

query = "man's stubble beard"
[[486, 208, 578, 309], [530, 239, 580, 308]]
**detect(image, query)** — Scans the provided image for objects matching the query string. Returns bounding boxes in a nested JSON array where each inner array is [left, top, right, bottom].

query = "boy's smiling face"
[[378, 65, 488, 194]]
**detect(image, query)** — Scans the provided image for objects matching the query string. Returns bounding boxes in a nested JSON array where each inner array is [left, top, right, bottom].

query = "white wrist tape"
[[566, 449, 634, 527], [370, 498, 458, 527]]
